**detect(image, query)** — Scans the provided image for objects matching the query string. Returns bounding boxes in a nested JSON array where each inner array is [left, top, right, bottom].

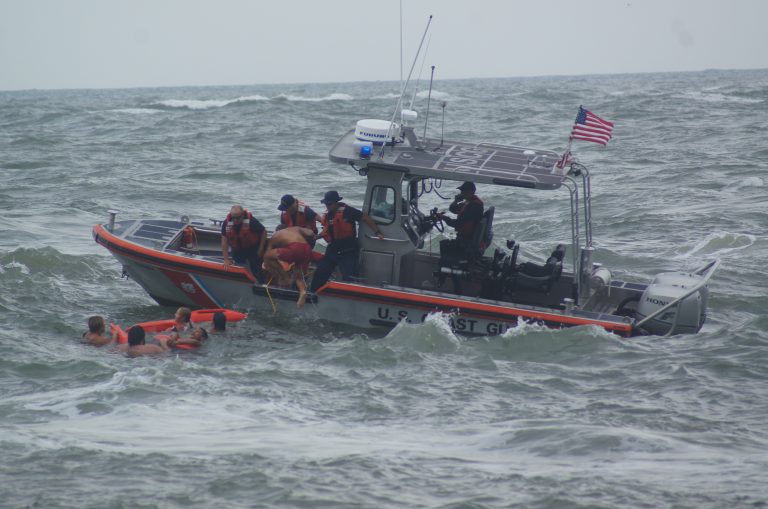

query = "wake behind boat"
[[93, 107, 719, 337]]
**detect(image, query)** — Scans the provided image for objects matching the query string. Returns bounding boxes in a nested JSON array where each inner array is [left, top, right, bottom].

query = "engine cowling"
[[636, 271, 710, 335]]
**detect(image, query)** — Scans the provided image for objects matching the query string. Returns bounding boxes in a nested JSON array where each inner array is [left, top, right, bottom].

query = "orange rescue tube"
[[155, 333, 200, 350], [131, 319, 176, 333], [190, 308, 247, 323], [110, 323, 128, 345]]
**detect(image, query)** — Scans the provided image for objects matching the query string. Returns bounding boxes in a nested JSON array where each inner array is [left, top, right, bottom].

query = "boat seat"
[[437, 206, 495, 273], [511, 244, 566, 293], [472, 206, 494, 259], [435, 207, 495, 293]]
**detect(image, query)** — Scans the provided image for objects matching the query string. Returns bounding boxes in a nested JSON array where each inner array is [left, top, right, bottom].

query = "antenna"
[[422, 65, 436, 143], [408, 34, 432, 111], [399, 0, 403, 92], [440, 100, 447, 148], [378, 14, 433, 160]]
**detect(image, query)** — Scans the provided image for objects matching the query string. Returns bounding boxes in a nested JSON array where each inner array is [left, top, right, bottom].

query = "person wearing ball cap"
[[437, 181, 485, 292], [438, 181, 484, 243], [276, 194, 319, 236], [310, 190, 384, 292]]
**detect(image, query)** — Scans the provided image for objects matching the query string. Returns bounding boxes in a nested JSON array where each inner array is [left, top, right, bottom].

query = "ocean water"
[[1, 69, 767, 508]]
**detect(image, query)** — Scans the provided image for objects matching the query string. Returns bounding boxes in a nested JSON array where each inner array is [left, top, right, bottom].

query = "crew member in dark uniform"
[[309, 190, 384, 292], [438, 181, 484, 260], [437, 181, 484, 294], [277, 194, 319, 239], [221, 204, 267, 283]]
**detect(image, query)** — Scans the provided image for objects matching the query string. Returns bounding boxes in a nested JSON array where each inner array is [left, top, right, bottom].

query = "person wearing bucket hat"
[[310, 190, 384, 292], [277, 194, 319, 236]]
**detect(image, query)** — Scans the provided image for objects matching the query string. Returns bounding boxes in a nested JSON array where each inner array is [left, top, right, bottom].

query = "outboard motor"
[[636, 272, 710, 335]]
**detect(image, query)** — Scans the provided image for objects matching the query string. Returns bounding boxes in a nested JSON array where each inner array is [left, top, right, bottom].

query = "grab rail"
[[633, 259, 721, 335], [364, 234, 410, 243]]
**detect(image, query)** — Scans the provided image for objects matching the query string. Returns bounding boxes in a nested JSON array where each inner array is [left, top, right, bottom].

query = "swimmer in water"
[[82, 316, 116, 347]]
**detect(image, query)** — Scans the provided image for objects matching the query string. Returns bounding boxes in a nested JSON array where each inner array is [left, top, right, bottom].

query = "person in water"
[[125, 326, 170, 357], [168, 327, 208, 348], [212, 311, 226, 333], [309, 190, 384, 292], [263, 226, 317, 308], [168, 307, 192, 340], [82, 315, 115, 346], [221, 204, 267, 283]]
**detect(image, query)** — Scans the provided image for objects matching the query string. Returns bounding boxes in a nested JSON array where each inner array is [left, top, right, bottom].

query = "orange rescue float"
[[113, 308, 247, 346]]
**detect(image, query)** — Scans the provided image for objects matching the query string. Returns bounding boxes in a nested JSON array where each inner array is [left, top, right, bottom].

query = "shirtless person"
[[82, 316, 116, 346], [168, 327, 208, 349], [263, 226, 316, 308], [125, 326, 171, 357]]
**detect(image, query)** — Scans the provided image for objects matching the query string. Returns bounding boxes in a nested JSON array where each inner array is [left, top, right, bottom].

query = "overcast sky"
[[1, 0, 766, 91]]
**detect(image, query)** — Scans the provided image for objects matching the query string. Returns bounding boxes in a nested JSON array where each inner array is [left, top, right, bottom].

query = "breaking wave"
[[673, 231, 756, 260], [676, 90, 764, 104], [150, 95, 270, 110]]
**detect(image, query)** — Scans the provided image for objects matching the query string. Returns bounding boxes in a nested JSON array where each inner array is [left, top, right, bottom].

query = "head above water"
[[127, 325, 146, 346], [175, 307, 192, 324], [88, 315, 105, 334], [212, 311, 226, 331], [191, 327, 208, 341]]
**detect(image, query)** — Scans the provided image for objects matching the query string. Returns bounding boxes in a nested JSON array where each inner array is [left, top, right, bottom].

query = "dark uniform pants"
[[232, 247, 264, 283], [310, 245, 359, 292]]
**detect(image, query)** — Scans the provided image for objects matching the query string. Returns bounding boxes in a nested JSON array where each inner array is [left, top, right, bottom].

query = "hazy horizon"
[[2, 0, 767, 92]]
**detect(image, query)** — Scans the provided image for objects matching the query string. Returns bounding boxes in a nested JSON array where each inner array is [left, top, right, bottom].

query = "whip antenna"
[[378, 14, 433, 160], [422, 65, 436, 144], [440, 100, 447, 148], [409, 34, 432, 111], [399, 0, 403, 92]]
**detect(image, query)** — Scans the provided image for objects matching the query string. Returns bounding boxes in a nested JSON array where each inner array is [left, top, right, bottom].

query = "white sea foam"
[[500, 319, 550, 337], [673, 231, 756, 260], [108, 108, 161, 115], [677, 90, 763, 104], [154, 95, 270, 110], [275, 93, 354, 102], [735, 176, 764, 188], [372, 90, 454, 101], [0, 260, 30, 275]]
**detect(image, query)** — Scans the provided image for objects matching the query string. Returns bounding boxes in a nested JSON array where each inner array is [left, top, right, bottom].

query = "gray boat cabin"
[[328, 118, 602, 313]]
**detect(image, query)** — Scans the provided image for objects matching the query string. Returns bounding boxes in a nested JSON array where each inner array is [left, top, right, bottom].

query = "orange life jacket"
[[280, 201, 318, 233], [182, 226, 196, 249], [224, 210, 262, 250], [456, 195, 484, 238], [321, 204, 356, 243]]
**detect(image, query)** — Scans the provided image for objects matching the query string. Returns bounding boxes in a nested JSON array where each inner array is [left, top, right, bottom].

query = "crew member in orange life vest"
[[438, 181, 484, 256], [277, 194, 319, 235], [309, 190, 384, 292], [221, 204, 267, 283]]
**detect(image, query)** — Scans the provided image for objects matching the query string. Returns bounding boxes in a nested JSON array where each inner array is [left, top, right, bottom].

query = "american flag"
[[570, 106, 614, 146], [555, 149, 572, 170]]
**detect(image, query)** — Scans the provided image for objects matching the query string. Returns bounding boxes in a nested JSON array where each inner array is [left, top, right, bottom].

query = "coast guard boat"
[[93, 115, 719, 337]]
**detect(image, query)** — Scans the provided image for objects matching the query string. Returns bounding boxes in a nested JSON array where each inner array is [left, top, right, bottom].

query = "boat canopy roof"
[[329, 128, 568, 190]]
